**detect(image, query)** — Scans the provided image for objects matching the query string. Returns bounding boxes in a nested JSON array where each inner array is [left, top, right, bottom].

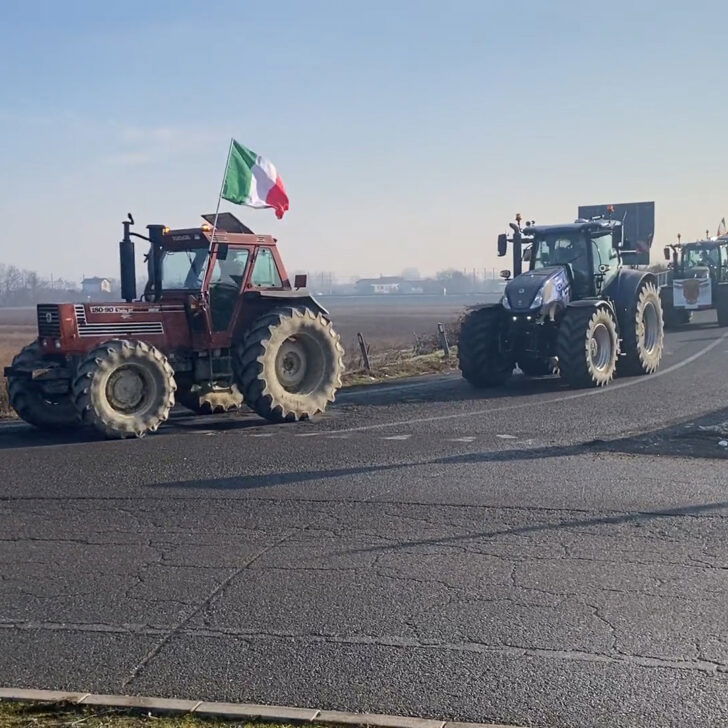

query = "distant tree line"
[[0, 264, 80, 306]]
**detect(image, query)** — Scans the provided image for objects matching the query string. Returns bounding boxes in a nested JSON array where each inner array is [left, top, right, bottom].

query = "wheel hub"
[[589, 322, 613, 371], [276, 339, 307, 390], [106, 366, 146, 412]]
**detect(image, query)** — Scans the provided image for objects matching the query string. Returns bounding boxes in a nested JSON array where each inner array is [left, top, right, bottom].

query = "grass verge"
[[0, 702, 312, 728], [342, 348, 458, 387]]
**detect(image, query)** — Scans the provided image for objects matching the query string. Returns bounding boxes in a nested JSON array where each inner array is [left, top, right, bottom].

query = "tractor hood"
[[504, 266, 572, 312]]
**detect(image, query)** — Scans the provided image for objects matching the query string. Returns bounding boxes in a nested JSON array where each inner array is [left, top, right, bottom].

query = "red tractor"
[[4, 213, 344, 438]]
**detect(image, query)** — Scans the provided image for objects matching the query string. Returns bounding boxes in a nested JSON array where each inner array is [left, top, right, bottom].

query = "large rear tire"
[[177, 382, 244, 415], [234, 307, 344, 423], [457, 306, 513, 388], [556, 306, 618, 388], [618, 281, 664, 376], [72, 339, 176, 438], [6, 341, 79, 430]]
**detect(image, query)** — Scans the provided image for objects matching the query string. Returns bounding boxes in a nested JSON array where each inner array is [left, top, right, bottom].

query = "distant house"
[[355, 276, 423, 295], [81, 277, 113, 299]]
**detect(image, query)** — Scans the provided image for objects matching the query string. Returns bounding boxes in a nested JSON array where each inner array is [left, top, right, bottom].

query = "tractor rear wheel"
[[518, 356, 555, 377], [618, 281, 664, 376], [72, 339, 176, 438], [234, 307, 344, 422], [556, 306, 619, 388], [6, 341, 79, 430], [177, 382, 244, 415], [715, 286, 728, 327], [457, 306, 513, 388]]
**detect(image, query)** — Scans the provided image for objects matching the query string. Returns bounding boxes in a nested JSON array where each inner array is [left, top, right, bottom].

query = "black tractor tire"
[[72, 339, 176, 439], [177, 382, 244, 415], [518, 356, 555, 377], [715, 286, 728, 327], [556, 306, 619, 388], [457, 306, 513, 388], [618, 281, 664, 376], [6, 341, 79, 430], [234, 307, 344, 423]]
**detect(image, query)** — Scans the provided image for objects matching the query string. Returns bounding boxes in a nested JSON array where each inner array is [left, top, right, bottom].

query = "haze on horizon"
[[1, 0, 727, 283]]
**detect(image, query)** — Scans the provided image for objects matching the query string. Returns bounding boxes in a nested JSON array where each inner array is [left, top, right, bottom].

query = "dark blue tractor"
[[458, 214, 665, 388]]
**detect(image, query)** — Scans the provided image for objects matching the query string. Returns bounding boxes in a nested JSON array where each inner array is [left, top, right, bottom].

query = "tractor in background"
[[661, 234, 728, 328], [4, 213, 344, 438], [458, 212, 664, 388]]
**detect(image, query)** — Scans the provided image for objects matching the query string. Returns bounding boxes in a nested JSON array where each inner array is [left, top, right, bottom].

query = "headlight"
[[530, 291, 543, 309], [501, 294, 511, 309]]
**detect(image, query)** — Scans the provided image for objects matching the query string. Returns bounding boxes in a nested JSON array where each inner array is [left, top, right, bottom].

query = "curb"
[[0, 689, 518, 728]]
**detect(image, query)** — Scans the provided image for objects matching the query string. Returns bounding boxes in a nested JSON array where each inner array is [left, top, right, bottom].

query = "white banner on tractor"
[[673, 271, 712, 309]]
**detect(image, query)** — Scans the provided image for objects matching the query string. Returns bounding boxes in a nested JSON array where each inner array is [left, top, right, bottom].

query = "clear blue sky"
[[1, 0, 727, 281]]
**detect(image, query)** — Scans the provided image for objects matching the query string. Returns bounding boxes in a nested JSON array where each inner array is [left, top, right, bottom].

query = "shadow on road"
[[344, 499, 728, 555]]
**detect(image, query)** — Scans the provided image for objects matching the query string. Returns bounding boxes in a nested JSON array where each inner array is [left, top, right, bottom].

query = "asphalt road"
[[2, 312, 728, 728]]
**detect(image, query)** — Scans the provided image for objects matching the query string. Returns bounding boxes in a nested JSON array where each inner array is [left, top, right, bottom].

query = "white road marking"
[[327, 434, 351, 439], [382, 434, 412, 440], [250, 432, 274, 438], [295, 432, 320, 437], [496, 434, 517, 439], [448, 437, 476, 443], [325, 331, 728, 435]]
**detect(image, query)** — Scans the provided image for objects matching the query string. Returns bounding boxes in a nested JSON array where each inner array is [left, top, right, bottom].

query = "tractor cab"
[[498, 216, 624, 314]]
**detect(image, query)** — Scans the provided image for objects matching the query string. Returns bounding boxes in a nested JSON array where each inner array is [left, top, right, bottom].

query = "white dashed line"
[[250, 432, 274, 438], [448, 437, 476, 443], [382, 434, 412, 441], [496, 434, 517, 440]]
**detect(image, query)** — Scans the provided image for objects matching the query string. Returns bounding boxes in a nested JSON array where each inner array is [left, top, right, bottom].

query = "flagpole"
[[210, 137, 234, 245]]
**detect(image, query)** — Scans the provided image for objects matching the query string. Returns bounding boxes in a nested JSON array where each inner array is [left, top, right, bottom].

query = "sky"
[[1, 0, 727, 282]]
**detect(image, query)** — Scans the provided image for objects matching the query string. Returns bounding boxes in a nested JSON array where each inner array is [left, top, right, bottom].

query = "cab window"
[[250, 248, 282, 287]]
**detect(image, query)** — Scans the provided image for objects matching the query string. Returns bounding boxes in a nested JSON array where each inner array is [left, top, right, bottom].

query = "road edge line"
[[0, 688, 519, 728]]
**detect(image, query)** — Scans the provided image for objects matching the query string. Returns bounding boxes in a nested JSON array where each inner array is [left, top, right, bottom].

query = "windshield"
[[684, 246, 719, 270], [532, 233, 588, 271], [161, 247, 210, 290]]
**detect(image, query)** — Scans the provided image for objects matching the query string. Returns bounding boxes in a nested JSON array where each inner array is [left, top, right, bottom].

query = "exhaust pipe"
[[119, 217, 136, 302]]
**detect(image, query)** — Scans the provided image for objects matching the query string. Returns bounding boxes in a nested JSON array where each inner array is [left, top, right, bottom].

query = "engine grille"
[[37, 304, 61, 337]]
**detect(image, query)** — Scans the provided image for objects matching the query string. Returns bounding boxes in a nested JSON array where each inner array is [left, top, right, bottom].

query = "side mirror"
[[500, 269, 511, 280], [522, 246, 532, 262], [663, 246, 670, 261], [217, 243, 229, 261], [497, 233, 508, 257], [294, 274, 307, 288]]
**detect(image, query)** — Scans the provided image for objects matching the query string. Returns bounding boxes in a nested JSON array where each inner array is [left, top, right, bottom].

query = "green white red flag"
[[221, 139, 289, 219]]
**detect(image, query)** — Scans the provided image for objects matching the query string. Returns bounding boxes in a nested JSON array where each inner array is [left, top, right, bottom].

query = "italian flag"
[[221, 139, 289, 219]]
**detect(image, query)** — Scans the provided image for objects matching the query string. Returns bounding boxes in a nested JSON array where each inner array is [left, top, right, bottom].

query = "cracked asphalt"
[[2, 312, 728, 728]]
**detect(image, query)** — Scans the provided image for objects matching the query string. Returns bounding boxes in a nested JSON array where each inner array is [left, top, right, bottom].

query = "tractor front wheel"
[[72, 339, 176, 438], [234, 307, 344, 422], [458, 306, 513, 388], [618, 281, 664, 376], [556, 306, 619, 388], [6, 341, 79, 430], [177, 382, 244, 415]]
